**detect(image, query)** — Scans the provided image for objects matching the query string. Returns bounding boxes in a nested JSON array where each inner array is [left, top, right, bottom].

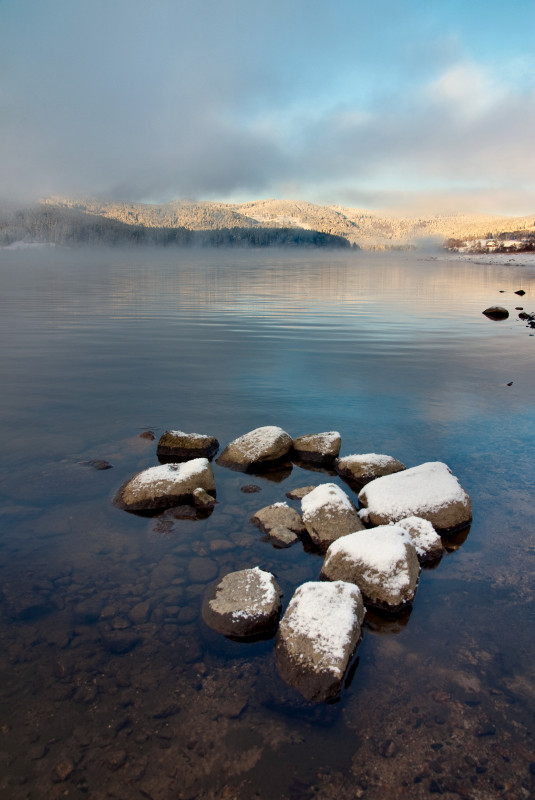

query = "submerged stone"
[[275, 581, 365, 702], [358, 461, 471, 532], [216, 426, 292, 470], [202, 567, 282, 638], [301, 482, 364, 549], [320, 525, 420, 611], [114, 458, 215, 512]]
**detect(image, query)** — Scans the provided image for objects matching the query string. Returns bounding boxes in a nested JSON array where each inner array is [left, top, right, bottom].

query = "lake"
[[0, 246, 534, 799]]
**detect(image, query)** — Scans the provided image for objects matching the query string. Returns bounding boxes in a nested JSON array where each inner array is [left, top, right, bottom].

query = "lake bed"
[[0, 247, 534, 799]]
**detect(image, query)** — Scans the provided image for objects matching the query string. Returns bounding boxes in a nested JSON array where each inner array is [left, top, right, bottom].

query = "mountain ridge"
[[20, 197, 535, 250]]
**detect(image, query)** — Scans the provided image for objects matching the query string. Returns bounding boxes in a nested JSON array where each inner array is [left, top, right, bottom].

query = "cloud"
[[0, 0, 533, 213]]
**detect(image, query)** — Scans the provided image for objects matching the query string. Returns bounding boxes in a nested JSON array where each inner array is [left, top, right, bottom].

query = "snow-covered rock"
[[275, 581, 365, 702], [292, 431, 341, 463], [202, 567, 282, 638], [156, 430, 219, 460], [301, 483, 364, 549], [336, 453, 405, 484], [114, 459, 215, 512], [250, 502, 306, 537], [395, 516, 444, 562], [216, 426, 292, 470], [320, 525, 420, 610], [358, 461, 471, 532]]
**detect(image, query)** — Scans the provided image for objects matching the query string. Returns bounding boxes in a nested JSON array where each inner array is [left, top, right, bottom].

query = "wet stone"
[[188, 557, 218, 583], [266, 525, 299, 548], [241, 484, 262, 493], [104, 749, 128, 771], [80, 459, 113, 471], [250, 502, 306, 536], [285, 485, 315, 500], [139, 430, 155, 440], [129, 600, 151, 625], [193, 487, 217, 510]]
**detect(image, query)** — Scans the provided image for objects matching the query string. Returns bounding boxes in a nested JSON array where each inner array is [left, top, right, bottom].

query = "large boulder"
[[156, 430, 219, 460], [292, 431, 341, 464], [358, 461, 472, 532], [275, 581, 365, 702], [395, 516, 444, 562], [320, 525, 420, 611], [114, 458, 215, 512], [216, 426, 292, 471], [336, 453, 405, 484], [202, 567, 282, 638], [301, 483, 364, 549]]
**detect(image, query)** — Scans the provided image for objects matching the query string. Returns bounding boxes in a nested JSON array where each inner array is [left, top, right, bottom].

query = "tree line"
[[0, 205, 352, 249]]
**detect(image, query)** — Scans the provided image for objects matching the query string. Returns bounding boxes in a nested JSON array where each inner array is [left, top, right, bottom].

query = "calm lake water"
[[0, 246, 534, 799]]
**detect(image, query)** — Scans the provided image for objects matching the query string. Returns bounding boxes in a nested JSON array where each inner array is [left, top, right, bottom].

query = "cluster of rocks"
[[113, 425, 472, 702]]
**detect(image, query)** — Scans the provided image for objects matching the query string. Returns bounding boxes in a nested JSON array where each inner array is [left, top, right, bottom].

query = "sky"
[[1, 0, 534, 214]]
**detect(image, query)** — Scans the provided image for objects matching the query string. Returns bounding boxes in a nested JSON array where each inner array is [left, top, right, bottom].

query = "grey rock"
[[217, 426, 292, 470], [266, 525, 299, 548], [193, 487, 217, 510], [275, 581, 365, 702], [202, 567, 282, 638], [285, 485, 315, 500], [250, 502, 305, 536], [320, 525, 420, 610], [114, 458, 215, 512], [482, 306, 509, 319], [301, 483, 364, 549], [292, 431, 341, 463], [156, 430, 219, 460], [336, 453, 405, 483], [358, 461, 472, 533]]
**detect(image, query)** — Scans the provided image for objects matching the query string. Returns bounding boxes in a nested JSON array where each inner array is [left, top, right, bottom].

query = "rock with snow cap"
[[336, 453, 405, 484], [292, 431, 341, 464], [358, 461, 472, 532], [114, 458, 215, 512], [202, 567, 282, 638], [216, 426, 292, 471], [320, 525, 420, 611], [156, 430, 219, 461], [250, 502, 306, 537], [275, 581, 365, 702], [301, 483, 364, 549], [395, 516, 444, 562]]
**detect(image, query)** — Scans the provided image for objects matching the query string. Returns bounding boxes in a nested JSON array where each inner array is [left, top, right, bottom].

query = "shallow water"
[[0, 247, 534, 799]]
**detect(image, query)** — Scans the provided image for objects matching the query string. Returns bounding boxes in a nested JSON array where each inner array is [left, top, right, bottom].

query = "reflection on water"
[[0, 248, 534, 798]]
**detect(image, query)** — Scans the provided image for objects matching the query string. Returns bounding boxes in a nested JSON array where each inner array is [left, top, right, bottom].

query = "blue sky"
[[1, 0, 534, 213]]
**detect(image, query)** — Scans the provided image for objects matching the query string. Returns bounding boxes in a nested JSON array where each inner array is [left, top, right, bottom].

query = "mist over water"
[[0, 247, 534, 798]]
